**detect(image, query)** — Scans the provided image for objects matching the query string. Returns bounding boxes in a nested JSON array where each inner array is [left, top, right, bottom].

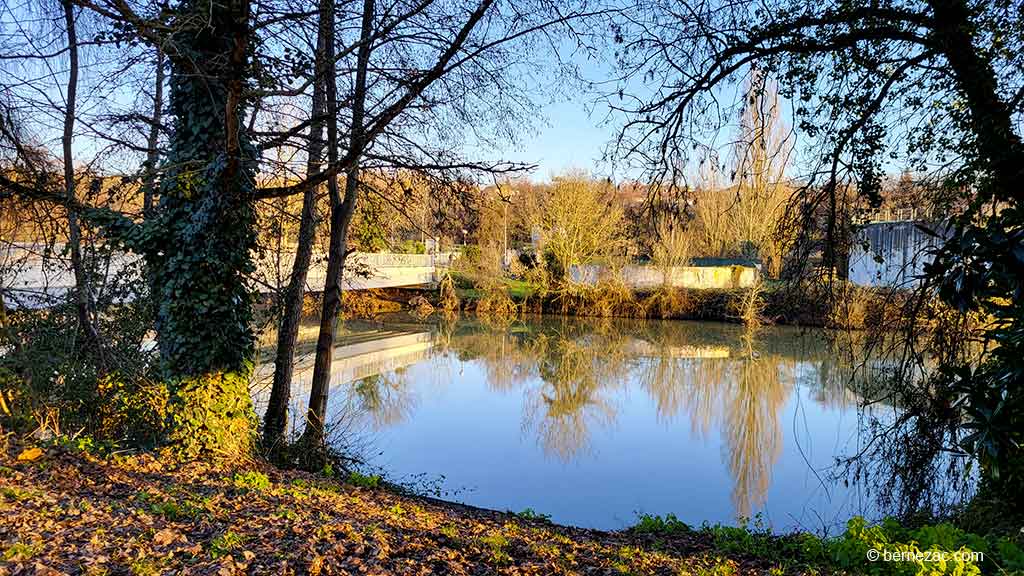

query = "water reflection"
[[432, 319, 857, 516], [725, 347, 790, 517], [256, 316, 872, 528], [351, 372, 415, 429]]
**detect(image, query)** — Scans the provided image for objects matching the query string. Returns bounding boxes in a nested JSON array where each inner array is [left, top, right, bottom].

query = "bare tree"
[[284, 0, 601, 450], [731, 73, 793, 277], [301, 0, 360, 449], [60, 0, 101, 348], [538, 172, 625, 284], [141, 47, 163, 217], [262, 0, 330, 452], [1, 0, 606, 457]]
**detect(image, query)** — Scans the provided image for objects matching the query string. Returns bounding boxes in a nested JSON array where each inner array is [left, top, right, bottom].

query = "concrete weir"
[[570, 263, 759, 290]]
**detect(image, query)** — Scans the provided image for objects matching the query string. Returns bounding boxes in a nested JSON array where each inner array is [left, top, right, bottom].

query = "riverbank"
[[4, 441, 1018, 575], [338, 280, 896, 331], [3, 442, 823, 575]]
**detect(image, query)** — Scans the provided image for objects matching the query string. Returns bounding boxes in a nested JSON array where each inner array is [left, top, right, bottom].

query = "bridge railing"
[[5, 245, 462, 302], [348, 251, 459, 268], [853, 207, 941, 224]]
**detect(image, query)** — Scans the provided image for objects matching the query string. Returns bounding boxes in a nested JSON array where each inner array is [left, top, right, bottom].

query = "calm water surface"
[[256, 316, 884, 531]]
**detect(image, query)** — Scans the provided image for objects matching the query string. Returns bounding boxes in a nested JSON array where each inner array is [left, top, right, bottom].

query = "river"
[[254, 315, 887, 532]]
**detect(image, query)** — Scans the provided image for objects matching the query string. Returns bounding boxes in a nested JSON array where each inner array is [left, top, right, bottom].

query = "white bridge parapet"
[[1, 243, 459, 307], [274, 250, 459, 292]]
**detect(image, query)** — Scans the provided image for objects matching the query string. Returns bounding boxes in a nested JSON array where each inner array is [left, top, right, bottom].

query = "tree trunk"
[[262, 0, 330, 450], [302, 0, 374, 448], [61, 0, 99, 348], [927, 0, 1024, 200], [151, 0, 259, 458], [142, 48, 164, 217]]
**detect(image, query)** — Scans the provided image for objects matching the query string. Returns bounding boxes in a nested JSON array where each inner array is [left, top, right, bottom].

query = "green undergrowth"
[[445, 276, 875, 328], [631, 513, 1024, 575], [455, 276, 537, 302], [346, 470, 382, 488]]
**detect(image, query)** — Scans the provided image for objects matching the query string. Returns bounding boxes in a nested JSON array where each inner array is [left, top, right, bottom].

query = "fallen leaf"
[[17, 447, 44, 461], [33, 562, 63, 576], [217, 557, 237, 576], [308, 554, 323, 576], [153, 528, 179, 546]]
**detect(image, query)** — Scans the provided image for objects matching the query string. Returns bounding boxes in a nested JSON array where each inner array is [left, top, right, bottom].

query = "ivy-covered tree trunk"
[[142, 0, 258, 458]]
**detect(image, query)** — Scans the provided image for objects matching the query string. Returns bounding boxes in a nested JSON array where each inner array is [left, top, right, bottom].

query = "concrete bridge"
[[0, 243, 458, 306], [569, 263, 759, 290], [256, 250, 458, 292], [254, 327, 435, 394]]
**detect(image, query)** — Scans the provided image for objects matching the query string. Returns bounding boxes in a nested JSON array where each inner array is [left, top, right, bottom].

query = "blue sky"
[[490, 41, 760, 185], [482, 35, 633, 182], [500, 97, 617, 181], [0, 4, 750, 185]]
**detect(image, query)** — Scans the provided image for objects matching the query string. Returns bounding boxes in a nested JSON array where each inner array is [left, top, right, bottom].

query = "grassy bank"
[[1, 442, 807, 575], [340, 278, 892, 330], [3, 440, 1020, 575]]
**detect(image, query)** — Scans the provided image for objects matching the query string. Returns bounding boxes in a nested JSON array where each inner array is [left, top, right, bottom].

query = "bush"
[[829, 516, 1024, 575], [347, 471, 381, 488], [232, 470, 270, 492], [514, 508, 552, 523], [474, 284, 517, 320], [0, 367, 34, 433], [96, 374, 169, 447], [0, 284, 156, 442], [0, 306, 107, 436], [396, 239, 426, 254], [165, 367, 256, 459], [632, 513, 691, 535]]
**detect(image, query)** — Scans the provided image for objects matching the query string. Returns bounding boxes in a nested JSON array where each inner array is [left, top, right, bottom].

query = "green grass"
[[3, 540, 42, 562], [346, 471, 382, 488], [135, 490, 202, 520], [479, 532, 511, 564], [457, 278, 538, 301], [209, 530, 245, 559], [232, 470, 270, 492], [512, 507, 552, 523], [505, 279, 537, 300]]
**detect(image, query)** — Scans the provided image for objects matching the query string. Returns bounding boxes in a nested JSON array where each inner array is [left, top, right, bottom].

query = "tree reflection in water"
[[724, 345, 791, 517], [349, 371, 416, 429], [340, 316, 861, 521]]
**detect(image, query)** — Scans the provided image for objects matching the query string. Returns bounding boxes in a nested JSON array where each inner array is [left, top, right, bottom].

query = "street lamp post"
[[502, 188, 517, 268]]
